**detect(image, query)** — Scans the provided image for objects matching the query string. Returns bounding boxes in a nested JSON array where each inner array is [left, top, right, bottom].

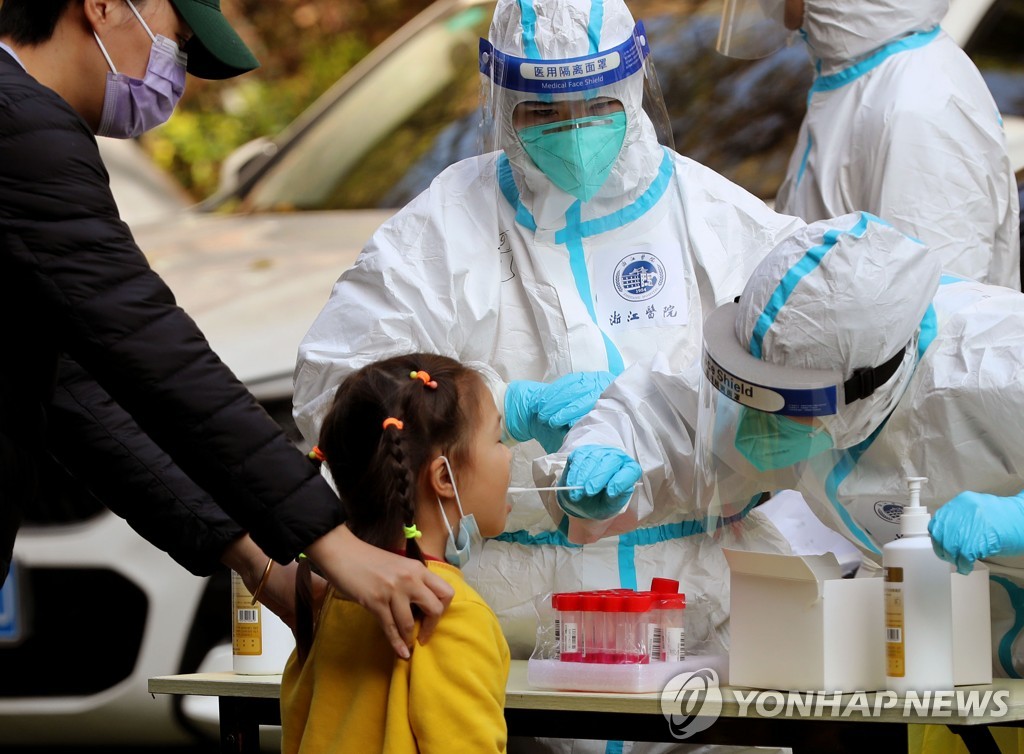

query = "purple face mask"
[[93, 1, 187, 139]]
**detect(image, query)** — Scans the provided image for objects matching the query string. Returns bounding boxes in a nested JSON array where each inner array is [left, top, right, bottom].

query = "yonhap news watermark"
[[659, 669, 1010, 740]]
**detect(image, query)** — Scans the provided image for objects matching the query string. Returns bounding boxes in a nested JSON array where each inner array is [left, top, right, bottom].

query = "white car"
[[2, 0, 1021, 746]]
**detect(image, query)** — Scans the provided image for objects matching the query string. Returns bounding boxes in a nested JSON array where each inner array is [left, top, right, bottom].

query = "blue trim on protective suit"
[[560, 202, 626, 374], [587, 0, 604, 54], [493, 493, 761, 595], [576, 149, 674, 236], [991, 575, 1024, 678], [605, 741, 624, 754], [497, 149, 676, 375], [616, 494, 761, 589], [494, 527, 582, 547], [824, 431, 885, 555], [749, 212, 881, 358], [795, 133, 813, 187], [821, 299, 939, 554], [917, 303, 937, 361], [498, 155, 538, 231], [809, 27, 940, 95], [517, 0, 541, 59]]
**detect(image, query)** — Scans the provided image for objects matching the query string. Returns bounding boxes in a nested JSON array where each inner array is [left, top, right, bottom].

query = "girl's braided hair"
[[317, 352, 483, 562], [296, 354, 482, 662]]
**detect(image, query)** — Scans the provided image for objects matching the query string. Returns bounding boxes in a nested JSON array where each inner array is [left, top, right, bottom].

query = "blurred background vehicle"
[[2, 0, 1021, 747], [98, 138, 193, 228]]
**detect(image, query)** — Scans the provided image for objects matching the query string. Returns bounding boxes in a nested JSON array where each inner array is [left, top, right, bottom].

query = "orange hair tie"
[[308, 446, 326, 463], [382, 417, 405, 431], [410, 370, 438, 389]]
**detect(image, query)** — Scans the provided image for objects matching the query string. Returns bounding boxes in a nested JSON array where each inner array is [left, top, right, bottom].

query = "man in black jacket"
[[0, 0, 452, 658]]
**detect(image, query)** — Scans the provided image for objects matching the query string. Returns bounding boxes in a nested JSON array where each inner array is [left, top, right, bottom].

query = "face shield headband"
[[479, 21, 650, 96], [702, 303, 907, 419]]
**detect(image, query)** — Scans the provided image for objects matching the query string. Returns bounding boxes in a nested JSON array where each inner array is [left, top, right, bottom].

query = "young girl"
[[280, 353, 513, 754]]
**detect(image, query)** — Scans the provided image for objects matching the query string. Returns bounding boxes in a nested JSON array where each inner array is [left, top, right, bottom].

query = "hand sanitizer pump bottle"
[[883, 476, 954, 693]]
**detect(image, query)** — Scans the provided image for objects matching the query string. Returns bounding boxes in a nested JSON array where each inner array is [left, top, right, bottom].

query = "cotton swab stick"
[[506, 483, 642, 494]]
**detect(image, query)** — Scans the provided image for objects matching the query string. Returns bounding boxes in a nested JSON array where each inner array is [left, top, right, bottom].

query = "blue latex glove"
[[504, 372, 615, 453], [929, 490, 1024, 575], [556, 445, 642, 520]]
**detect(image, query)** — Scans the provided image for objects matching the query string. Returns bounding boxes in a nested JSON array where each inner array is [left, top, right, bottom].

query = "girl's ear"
[[426, 455, 456, 499]]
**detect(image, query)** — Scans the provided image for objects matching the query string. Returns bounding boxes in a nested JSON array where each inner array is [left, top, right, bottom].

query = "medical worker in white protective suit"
[[554, 210, 1024, 685], [717, 0, 1020, 288], [295, 0, 810, 713]]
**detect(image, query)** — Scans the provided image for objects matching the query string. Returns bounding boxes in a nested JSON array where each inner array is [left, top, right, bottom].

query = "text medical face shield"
[[716, 0, 792, 59], [479, 18, 675, 205], [695, 302, 848, 532]]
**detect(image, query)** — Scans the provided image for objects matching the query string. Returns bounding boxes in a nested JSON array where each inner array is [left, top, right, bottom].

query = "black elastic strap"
[[843, 345, 907, 404]]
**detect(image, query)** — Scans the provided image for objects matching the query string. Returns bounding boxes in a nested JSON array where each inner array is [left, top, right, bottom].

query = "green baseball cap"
[[170, 0, 260, 80]]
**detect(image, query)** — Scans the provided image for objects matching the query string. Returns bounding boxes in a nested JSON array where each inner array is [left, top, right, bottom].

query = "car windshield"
[[238, 0, 1024, 214]]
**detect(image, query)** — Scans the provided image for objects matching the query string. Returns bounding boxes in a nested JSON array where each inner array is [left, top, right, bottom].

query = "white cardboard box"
[[723, 549, 885, 691], [723, 549, 993, 692]]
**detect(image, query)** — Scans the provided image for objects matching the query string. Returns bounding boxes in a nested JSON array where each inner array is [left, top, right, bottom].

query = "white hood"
[[802, 0, 949, 74]]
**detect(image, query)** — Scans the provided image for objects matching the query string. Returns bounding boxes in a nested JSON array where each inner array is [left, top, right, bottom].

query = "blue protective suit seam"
[[810, 26, 940, 95], [559, 202, 625, 374], [517, 0, 541, 59], [824, 448, 883, 554], [578, 148, 674, 236], [917, 304, 937, 361], [492, 500, 758, 550], [617, 537, 638, 590], [795, 133, 812, 186], [823, 299, 934, 556], [588, 0, 604, 54], [750, 212, 877, 357], [498, 154, 538, 231]]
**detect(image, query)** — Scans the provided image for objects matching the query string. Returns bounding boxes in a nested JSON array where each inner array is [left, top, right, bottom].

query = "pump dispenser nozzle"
[[900, 476, 930, 536]]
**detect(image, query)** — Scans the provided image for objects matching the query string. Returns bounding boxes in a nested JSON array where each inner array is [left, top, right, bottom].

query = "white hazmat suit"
[[293, 4, 811, 735], [775, 0, 1020, 289]]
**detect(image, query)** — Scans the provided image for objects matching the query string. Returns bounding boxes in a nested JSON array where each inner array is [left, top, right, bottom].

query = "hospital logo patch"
[[874, 501, 903, 524], [613, 252, 666, 302]]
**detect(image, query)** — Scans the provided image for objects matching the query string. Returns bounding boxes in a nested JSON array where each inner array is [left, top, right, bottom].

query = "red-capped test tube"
[[581, 593, 607, 663], [648, 578, 680, 662], [622, 593, 654, 663], [557, 593, 583, 662], [550, 593, 562, 660], [602, 594, 625, 664], [662, 593, 687, 661]]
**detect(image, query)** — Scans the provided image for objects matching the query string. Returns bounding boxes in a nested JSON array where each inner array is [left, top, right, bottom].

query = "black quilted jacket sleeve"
[[48, 357, 246, 575], [0, 53, 343, 569]]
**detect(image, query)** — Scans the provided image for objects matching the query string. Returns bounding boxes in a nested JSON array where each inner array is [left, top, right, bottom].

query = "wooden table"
[[150, 660, 1024, 753]]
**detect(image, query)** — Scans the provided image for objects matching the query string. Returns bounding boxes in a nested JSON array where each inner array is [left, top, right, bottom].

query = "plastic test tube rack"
[[529, 578, 728, 692]]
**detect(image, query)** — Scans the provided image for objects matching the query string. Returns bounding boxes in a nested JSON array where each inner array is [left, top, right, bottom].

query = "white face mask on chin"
[[435, 455, 480, 568]]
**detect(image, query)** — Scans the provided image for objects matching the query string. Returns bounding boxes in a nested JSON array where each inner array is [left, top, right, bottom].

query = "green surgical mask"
[[734, 407, 834, 472], [517, 111, 627, 202]]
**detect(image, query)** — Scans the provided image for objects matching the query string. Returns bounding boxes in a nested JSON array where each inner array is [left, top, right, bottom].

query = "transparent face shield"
[[715, 0, 793, 60], [478, 21, 674, 205], [695, 304, 844, 533]]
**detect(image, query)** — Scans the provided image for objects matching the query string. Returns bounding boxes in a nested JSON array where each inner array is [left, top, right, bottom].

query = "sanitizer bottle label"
[[884, 566, 905, 677], [231, 571, 263, 656]]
